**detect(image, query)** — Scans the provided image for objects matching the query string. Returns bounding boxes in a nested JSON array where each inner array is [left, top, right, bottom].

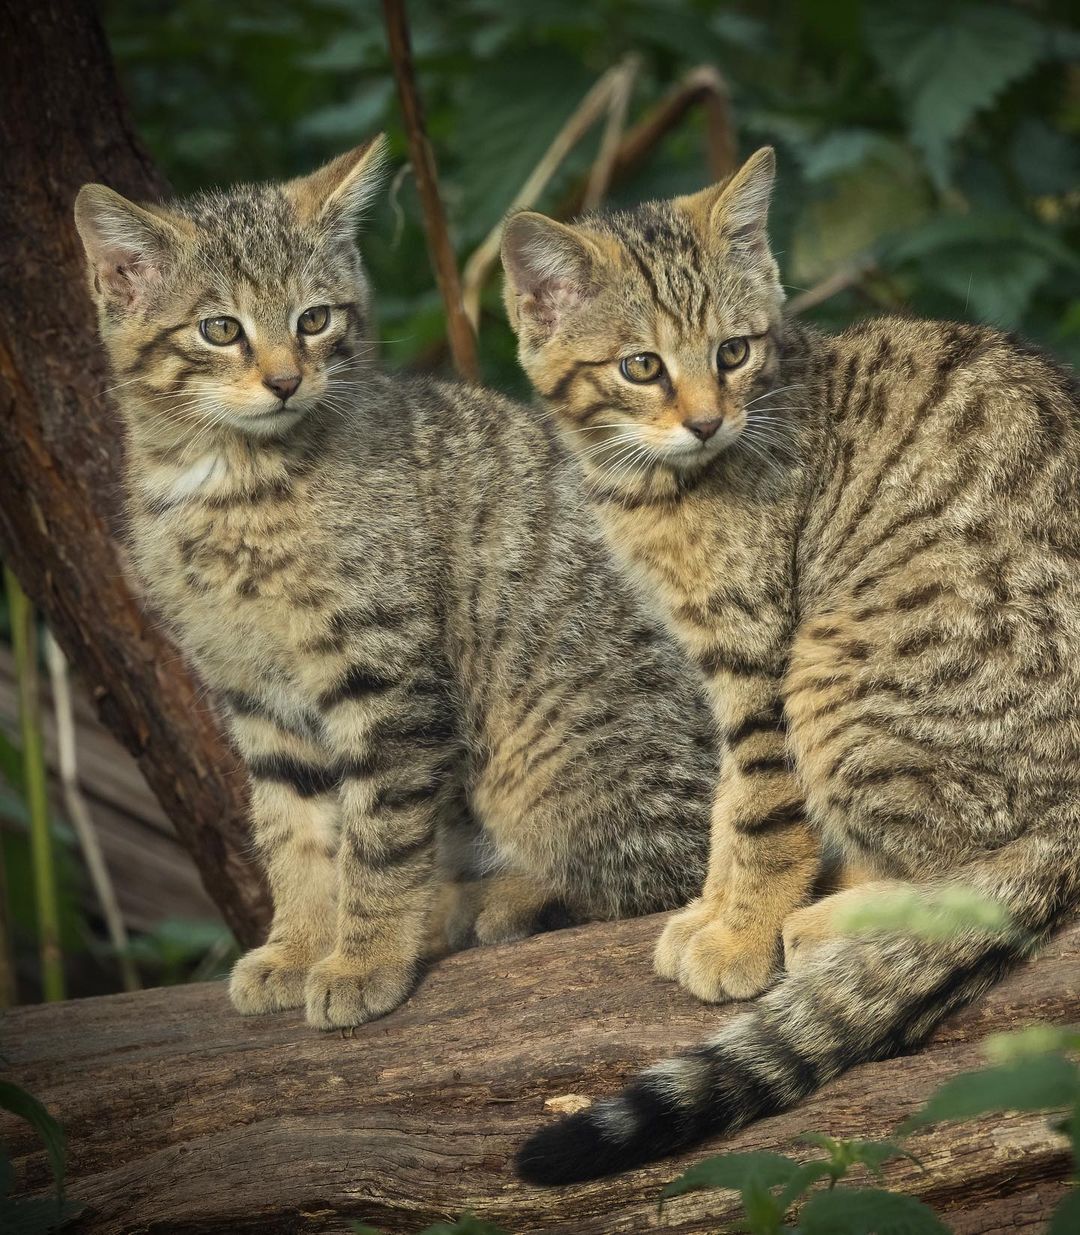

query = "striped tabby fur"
[[503, 147, 1080, 1181], [74, 138, 716, 1031]]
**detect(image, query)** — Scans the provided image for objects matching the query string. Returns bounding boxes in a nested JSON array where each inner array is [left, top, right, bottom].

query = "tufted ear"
[[74, 185, 191, 310], [286, 134, 389, 237], [501, 212, 606, 337], [678, 146, 775, 249]]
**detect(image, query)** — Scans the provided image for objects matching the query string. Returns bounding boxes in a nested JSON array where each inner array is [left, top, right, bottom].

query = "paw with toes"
[[229, 942, 317, 1015], [656, 901, 780, 1002], [304, 952, 416, 1030]]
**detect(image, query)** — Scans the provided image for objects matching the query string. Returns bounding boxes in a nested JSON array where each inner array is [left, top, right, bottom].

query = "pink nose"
[[685, 417, 722, 441], [264, 373, 301, 401]]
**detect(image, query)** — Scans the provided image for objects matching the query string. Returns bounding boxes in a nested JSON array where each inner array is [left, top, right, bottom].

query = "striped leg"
[[304, 671, 455, 1029], [227, 705, 338, 1015], [655, 672, 819, 1002]]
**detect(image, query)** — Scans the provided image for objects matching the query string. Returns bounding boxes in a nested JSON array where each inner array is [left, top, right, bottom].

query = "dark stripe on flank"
[[697, 646, 781, 679], [248, 755, 339, 797], [318, 664, 400, 708]]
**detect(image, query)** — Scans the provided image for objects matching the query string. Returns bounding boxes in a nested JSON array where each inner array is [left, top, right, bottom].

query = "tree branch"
[[383, 0, 479, 382], [4, 914, 1075, 1232], [0, 0, 270, 946]]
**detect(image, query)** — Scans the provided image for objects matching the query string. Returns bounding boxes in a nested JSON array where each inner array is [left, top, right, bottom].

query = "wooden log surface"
[[0, 0, 269, 945], [3, 914, 1077, 1234]]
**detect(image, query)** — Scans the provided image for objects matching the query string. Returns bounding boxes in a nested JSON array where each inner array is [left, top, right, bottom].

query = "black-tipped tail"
[[515, 926, 1036, 1185], [517, 1082, 686, 1184]]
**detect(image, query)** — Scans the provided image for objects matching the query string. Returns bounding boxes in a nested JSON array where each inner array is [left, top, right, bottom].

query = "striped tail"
[[516, 842, 1078, 1185]]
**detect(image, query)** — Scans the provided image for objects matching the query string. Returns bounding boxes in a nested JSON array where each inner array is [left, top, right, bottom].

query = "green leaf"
[[790, 148, 930, 284], [835, 885, 1014, 941], [776, 1159, 838, 1209], [866, 2, 1048, 183], [1048, 1187, 1080, 1235], [417, 1217, 512, 1235], [662, 1150, 800, 1200], [799, 132, 901, 183], [901, 1054, 1080, 1132], [800, 1188, 951, 1234], [1011, 120, 1080, 198], [297, 84, 395, 144], [0, 1083, 65, 1198], [984, 1025, 1080, 1064]]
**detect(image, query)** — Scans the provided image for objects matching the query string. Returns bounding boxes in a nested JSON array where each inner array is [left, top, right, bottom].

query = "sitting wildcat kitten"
[[74, 136, 717, 1031], [503, 148, 1080, 1181]]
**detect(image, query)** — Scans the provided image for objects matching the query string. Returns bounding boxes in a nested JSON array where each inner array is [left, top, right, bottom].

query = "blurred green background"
[[105, 0, 1080, 397]]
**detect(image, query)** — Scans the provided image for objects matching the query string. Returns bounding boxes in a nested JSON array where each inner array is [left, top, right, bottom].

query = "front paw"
[[654, 898, 716, 980], [655, 901, 780, 1003], [229, 943, 313, 1015], [304, 951, 416, 1030]]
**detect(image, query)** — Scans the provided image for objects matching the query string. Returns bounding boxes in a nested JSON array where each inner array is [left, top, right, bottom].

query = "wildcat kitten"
[[74, 136, 717, 1031], [503, 147, 1080, 1181]]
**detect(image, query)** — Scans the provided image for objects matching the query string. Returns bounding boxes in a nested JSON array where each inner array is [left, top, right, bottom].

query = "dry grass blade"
[[461, 55, 639, 329], [44, 630, 140, 992]]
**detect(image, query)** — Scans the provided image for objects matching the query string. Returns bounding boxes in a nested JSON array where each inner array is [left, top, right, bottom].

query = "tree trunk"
[[0, 0, 269, 943], [3, 914, 1075, 1233]]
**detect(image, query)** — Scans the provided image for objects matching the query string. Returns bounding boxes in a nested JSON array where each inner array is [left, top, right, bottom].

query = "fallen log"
[[3, 914, 1076, 1234]]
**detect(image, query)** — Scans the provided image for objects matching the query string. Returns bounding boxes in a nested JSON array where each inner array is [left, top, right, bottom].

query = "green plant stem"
[[5, 565, 65, 1001]]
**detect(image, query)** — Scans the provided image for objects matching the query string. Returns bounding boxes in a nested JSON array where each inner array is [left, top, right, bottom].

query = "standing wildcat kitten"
[[74, 137, 717, 1031], [504, 148, 1080, 1181]]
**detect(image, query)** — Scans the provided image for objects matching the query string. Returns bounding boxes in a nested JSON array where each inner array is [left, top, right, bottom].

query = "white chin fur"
[[226, 406, 307, 437]]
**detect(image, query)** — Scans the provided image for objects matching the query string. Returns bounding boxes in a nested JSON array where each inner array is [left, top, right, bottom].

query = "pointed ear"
[[74, 185, 190, 309], [680, 146, 775, 248], [286, 134, 389, 236], [501, 212, 603, 337]]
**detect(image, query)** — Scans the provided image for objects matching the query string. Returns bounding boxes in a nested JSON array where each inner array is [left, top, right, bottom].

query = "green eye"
[[199, 316, 242, 346], [298, 305, 330, 336], [717, 337, 750, 370], [620, 353, 664, 384]]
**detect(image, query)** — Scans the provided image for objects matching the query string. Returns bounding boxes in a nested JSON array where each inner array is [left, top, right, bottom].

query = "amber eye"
[[619, 353, 664, 384], [717, 337, 750, 370], [199, 316, 242, 346], [298, 305, 330, 336]]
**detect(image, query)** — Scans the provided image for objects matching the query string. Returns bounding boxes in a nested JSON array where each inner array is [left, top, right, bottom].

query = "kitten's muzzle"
[[264, 372, 302, 401]]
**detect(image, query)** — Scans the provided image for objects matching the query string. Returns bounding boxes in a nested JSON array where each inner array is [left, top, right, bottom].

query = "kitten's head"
[[75, 137, 386, 443], [502, 148, 784, 474]]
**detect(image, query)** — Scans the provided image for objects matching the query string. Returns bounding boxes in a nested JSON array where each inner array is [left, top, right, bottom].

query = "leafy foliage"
[[104, 0, 1080, 397]]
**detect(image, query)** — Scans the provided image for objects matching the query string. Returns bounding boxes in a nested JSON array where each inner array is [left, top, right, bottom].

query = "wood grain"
[[3, 914, 1076, 1233], [0, 0, 269, 943]]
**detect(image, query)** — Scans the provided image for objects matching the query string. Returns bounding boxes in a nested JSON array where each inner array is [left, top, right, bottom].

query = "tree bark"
[[0, 0, 269, 943], [3, 914, 1075, 1234]]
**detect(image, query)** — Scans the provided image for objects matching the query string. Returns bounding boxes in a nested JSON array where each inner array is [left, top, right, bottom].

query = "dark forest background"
[[106, 0, 1080, 397]]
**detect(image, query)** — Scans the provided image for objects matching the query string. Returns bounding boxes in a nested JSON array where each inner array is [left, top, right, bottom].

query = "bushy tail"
[[516, 836, 1079, 1185]]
